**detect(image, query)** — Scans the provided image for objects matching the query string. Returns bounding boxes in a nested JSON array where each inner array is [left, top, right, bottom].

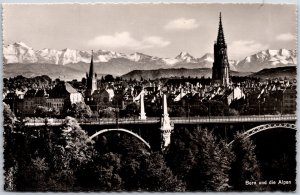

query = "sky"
[[3, 3, 297, 60]]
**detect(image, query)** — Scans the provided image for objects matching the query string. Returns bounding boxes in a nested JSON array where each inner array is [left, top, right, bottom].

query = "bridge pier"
[[139, 90, 147, 120], [160, 94, 174, 150]]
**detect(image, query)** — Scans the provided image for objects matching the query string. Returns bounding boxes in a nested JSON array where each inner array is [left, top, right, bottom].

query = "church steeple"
[[212, 12, 230, 87], [217, 12, 225, 45], [85, 50, 97, 98], [89, 50, 94, 78]]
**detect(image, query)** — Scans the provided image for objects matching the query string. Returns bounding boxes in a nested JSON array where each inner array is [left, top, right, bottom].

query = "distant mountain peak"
[[236, 49, 296, 72], [199, 53, 213, 61], [201, 53, 213, 57], [174, 51, 198, 64], [13, 42, 30, 48], [128, 52, 142, 61], [176, 51, 193, 59], [134, 52, 145, 55], [62, 48, 74, 52]]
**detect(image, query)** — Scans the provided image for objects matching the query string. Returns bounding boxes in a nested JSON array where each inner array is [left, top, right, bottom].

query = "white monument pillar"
[[139, 90, 147, 120], [160, 94, 174, 150]]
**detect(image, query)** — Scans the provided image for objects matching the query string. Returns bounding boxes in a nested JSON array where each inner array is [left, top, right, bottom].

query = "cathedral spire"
[[89, 50, 94, 78], [217, 12, 225, 45], [212, 12, 230, 87]]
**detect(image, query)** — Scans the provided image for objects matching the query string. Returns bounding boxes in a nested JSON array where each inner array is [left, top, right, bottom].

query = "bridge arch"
[[89, 128, 151, 150], [229, 123, 296, 145]]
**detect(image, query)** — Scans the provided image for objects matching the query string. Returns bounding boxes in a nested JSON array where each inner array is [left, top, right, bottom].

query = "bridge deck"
[[25, 115, 296, 126]]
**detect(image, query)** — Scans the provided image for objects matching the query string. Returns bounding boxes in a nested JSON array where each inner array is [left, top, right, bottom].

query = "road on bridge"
[[25, 114, 296, 126]]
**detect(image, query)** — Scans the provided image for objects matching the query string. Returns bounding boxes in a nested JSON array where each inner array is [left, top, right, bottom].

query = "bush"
[[99, 107, 116, 118]]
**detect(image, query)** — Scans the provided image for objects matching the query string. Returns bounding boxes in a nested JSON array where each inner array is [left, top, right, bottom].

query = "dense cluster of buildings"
[[3, 13, 296, 118], [4, 81, 83, 116]]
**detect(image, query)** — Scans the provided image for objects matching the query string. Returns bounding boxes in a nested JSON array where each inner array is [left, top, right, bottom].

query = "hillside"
[[4, 63, 90, 81], [250, 66, 296, 80], [121, 68, 251, 80]]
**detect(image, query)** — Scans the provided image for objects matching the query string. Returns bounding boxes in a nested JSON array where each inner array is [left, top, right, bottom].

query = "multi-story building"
[[12, 81, 84, 116], [282, 86, 296, 114], [48, 81, 84, 111], [21, 89, 48, 115]]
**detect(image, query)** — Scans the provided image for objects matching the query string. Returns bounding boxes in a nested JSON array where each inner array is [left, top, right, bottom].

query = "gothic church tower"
[[212, 12, 230, 87]]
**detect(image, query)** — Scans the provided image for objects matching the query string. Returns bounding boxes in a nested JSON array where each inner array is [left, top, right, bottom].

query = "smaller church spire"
[[89, 50, 94, 78]]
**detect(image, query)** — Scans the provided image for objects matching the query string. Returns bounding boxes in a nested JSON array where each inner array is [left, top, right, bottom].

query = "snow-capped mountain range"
[[3, 42, 296, 74], [4, 42, 218, 67], [235, 49, 296, 72]]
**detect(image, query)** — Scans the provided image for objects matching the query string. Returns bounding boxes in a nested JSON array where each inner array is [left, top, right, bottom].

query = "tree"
[[47, 117, 95, 191], [166, 127, 233, 191], [4, 166, 17, 191], [66, 102, 92, 119], [188, 130, 233, 191], [46, 145, 76, 191], [3, 103, 17, 191], [99, 108, 116, 118], [104, 74, 114, 82], [75, 151, 123, 191], [208, 100, 229, 116], [60, 117, 94, 167], [3, 102, 16, 129], [16, 157, 50, 191], [49, 107, 61, 117], [115, 76, 122, 82], [4, 112, 99, 191], [34, 106, 50, 118], [228, 108, 239, 116], [5, 118, 46, 191], [229, 132, 262, 191], [169, 106, 186, 117], [124, 102, 139, 117], [190, 103, 208, 116], [166, 128, 198, 181], [94, 152, 123, 191], [139, 152, 186, 191], [81, 77, 87, 86]]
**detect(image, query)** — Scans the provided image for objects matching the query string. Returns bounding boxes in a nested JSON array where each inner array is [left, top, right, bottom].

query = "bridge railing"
[[25, 117, 161, 125], [25, 114, 296, 125], [77, 117, 161, 124], [171, 114, 296, 123]]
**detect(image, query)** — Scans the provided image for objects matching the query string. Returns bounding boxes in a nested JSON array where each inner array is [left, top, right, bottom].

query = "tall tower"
[[86, 50, 97, 98], [160, 94, 174, 150], [139, 89, 147, 120], [212, 12, 230, 87]]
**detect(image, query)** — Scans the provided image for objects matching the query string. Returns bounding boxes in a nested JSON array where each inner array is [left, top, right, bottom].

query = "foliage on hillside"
[[3, 114, 270, 191]]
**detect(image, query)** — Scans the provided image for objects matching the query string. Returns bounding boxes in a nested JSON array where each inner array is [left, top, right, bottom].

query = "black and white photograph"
[[2, 3, 297, 192]]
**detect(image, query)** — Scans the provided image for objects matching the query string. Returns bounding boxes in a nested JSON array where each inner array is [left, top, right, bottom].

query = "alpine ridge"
[[235, 49, 296, 72], [3, 42, 296, 75], [4, 42, 216, 68]]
